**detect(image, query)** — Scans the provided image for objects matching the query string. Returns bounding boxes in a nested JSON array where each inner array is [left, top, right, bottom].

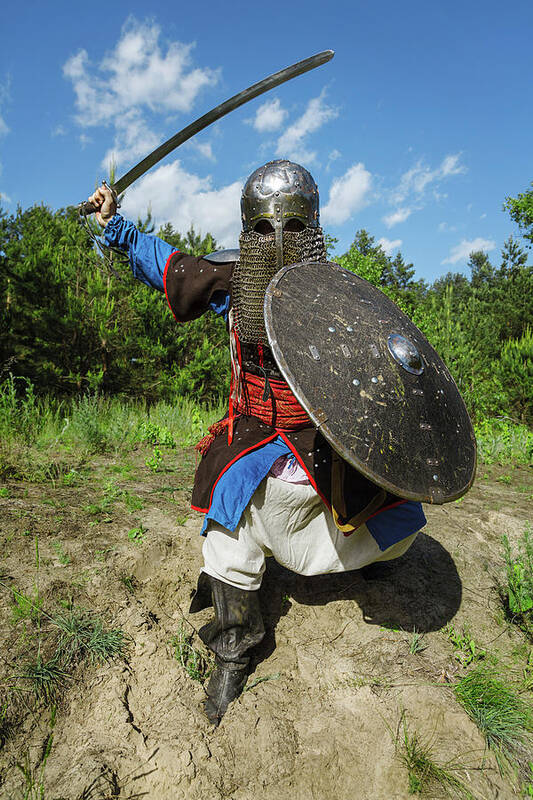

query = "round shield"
[[264, 260, 476, 504]]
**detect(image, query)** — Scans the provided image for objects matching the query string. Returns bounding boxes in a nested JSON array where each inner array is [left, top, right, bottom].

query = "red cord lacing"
[[195, 320, 311, 457], [195, 372, 311, 456]]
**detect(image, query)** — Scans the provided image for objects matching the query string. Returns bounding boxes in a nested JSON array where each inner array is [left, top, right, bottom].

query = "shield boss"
[[264, 261, 476, 504]]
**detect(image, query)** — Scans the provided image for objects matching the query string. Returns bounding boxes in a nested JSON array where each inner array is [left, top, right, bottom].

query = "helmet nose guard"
[[241, 160, 320, 269]]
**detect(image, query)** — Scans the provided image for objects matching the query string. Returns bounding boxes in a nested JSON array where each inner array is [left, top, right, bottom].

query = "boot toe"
[[204, 666, 248, 725]]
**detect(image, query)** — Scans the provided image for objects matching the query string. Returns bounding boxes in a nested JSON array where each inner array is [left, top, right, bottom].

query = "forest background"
[[0, 181, 531, 454]]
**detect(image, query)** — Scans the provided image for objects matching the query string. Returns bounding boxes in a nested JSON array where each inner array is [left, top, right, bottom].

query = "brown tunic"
[[163, 250, 401, 530]]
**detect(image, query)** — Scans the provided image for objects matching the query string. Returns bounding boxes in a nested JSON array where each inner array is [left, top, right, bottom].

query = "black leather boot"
[[189, 572, 264, 726]]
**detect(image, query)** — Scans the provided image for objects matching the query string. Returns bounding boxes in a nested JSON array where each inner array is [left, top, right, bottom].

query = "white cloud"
[[190, 140, 215, 161], [0, 191, 12, 204], [250, 98, 287, 132], [438, 221, 457, 233], [0, 117, 8, 137], [378, 237, 402, 255], [276, 90, 338, 163], [52, 124, 67, 137], [102, 108, 159, 167], [440, 153, 467, 177], [63, 18, 219, 169], [321, 163, 372, 225], [383, 207, 411, 228], [391, 153, 467, 205], [80, 133, 93, 149], [121, 159, 242, 247], [442, 237, 496, 265]]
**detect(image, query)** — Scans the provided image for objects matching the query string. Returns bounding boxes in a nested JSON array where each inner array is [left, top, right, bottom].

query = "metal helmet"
[[241, 160, 320, 269], [233, 159, 326, 350]]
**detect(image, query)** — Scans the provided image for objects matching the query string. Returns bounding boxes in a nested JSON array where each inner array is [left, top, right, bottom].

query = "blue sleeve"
[[103, 214, 173, 293], [103, 215, 230, 319]]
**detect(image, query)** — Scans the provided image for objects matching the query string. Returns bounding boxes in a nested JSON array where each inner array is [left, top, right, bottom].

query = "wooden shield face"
[[264, 261, 476, 504]]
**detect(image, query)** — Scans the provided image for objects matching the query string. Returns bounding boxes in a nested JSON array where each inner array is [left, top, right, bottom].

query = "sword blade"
[[112, 50, 334, 195]]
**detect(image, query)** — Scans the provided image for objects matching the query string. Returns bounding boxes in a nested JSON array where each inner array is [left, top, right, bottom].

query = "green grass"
[[454, 665, 533, 780], [445, 623, 486, 666], [16, 729, 55, 800], [396, 715, 476, 798], [52, 540, 70, 565], [19, 656, 71, 704], [2, 577, 128, 717], [0, 375, 225, 482], [171, 623, 214, 683], [475, 418, 533, 466], [408, 629, 427, 655], [500, 526, 533, 638], [127, 524, 146, 544], [52, 608, 129, 666]]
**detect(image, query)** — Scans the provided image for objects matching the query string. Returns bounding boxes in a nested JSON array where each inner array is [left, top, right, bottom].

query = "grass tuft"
[[454, 665, 533, 779], [396, 715, 476, 798], [445, 623, 486, 666], [52, 608, 129, 666], [20, 656, 70, 704], [500, 526, 533, 638], [171, 623, 214, 683], [408, 629, 427, 655], [475, 418, 533, 466]]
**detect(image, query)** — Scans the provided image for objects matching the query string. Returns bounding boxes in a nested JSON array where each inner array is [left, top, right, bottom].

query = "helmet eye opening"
[[253, 220, 275, 235], [284, 218, 306, 232]]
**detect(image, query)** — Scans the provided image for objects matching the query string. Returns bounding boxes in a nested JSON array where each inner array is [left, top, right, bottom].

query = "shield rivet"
[[346, 326, 354, 333], [420, 422, 432, 430], [328, 326, 336, 333], [371, 377, 378, 384], [352, 378, 360, 386], [432, 474, 439, 481]]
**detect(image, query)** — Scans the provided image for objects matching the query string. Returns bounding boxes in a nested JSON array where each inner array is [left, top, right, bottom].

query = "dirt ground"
[[0, 449, 532, 799]]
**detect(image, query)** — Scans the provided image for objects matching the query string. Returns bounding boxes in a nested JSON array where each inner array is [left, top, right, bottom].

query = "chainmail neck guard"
[[232, 227, 326, 345]]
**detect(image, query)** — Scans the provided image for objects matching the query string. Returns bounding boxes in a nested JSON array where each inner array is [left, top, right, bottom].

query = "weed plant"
[[445, 623, 486, 666], [408, 629, 427, 655], [475, 418, 533, 466], [52, 608, 129, 666], [2, 578, 128, 716], [171, 623, 214, 683], [20, 656, 71, 704], [396, 716, 476, 798], [0, 375, 224, 481], [501, 527, 533, 638], [454, 665, 533, 780], [16, 729, 55, 800]]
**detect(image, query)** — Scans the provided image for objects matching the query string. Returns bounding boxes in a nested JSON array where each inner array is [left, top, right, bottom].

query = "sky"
[[0, 0, 531, 283]]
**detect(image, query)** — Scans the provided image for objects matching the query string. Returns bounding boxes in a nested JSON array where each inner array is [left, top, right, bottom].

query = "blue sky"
[[1, 0, 531, 282]]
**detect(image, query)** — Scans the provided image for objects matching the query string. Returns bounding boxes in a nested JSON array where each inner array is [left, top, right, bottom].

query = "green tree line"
[[0, 183, 532, 424]]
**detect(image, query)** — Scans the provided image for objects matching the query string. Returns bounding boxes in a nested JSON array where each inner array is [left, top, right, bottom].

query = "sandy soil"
[[0, 451, 532, 799]]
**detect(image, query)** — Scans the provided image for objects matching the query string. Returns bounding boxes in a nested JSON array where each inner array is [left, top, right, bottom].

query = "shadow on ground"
[[256, 532, 461, 664]]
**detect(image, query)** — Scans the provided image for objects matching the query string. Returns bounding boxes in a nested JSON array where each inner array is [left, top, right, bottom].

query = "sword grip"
[[79, 200, 98, 216]]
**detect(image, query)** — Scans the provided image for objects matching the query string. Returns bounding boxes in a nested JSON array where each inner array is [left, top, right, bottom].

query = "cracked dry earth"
[[0, 450, 532, 799]]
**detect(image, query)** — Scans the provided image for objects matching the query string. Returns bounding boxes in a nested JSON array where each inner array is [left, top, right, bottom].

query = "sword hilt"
[[79, 200, 98, 216], [79, 182, 118, 217]]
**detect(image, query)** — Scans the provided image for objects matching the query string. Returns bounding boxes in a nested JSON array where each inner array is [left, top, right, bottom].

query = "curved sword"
[[80, 49, 334, 215]]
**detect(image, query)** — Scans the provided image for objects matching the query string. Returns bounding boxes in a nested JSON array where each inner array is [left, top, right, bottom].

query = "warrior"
[[88, 160, 427, 725]]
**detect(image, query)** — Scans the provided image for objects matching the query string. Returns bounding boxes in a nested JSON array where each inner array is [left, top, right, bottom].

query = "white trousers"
[[202, 475, 418, 591]]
